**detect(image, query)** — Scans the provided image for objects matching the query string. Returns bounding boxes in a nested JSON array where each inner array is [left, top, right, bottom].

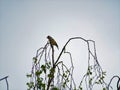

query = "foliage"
[[26, 36, 119, 90]]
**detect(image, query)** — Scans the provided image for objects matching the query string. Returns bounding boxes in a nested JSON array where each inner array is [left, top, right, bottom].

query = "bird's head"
[[47, 35, 50, 39]]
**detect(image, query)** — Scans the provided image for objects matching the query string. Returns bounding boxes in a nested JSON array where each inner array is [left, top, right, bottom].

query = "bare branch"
[[0, 76, 9, 90]]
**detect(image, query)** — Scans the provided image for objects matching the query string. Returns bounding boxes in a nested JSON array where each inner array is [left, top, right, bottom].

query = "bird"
[[47, 35, 59, 49]]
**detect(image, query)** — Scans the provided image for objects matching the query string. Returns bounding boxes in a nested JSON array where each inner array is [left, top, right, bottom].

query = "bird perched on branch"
[[47, 35, 59, 49]]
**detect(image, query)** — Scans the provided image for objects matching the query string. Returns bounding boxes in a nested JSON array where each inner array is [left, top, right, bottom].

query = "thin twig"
[[0, 76, 9, 90]]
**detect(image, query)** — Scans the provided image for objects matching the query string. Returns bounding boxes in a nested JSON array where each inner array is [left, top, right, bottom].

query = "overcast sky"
[[0, 0, 120, 90]]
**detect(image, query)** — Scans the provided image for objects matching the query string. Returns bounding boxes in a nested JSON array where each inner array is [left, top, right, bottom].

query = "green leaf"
[[51, 87, 59, 90], [87, 72, 89, 75], [26, 74, 32, 78], [95, 81, 99, 84], [46, 62, 50, 69], [26, 82, 34, 89], [79, 86, 82, 90], [41, 65, 46, 73], [66, 78, 69, 82], [48, 73, 52, 78], [35, 70, 42, 76], [63, 82, 66, 88], [33, 57, 37, 63], [65, 70, 70, 74], [102, 71, 106, 75], [89, 78, 92, 85], [90, 72, 92, 75], [41, 83, 45, 89], [99, 79, 102, 84], [74, 88, 76, 90], [37, 77, 44, 89], [50, 68, 55, 73], [100, 76, 105, 80], [103, 88, 106, 90]]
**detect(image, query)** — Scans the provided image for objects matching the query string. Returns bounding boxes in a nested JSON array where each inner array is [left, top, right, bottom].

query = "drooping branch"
[[55, 37, 87, 65], [0, 76, 9, 90], [27, 36, 119, 90], [107, 75, 120, 90]]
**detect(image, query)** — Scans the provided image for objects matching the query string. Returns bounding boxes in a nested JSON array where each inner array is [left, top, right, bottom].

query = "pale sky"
[[0, 0, 120, 90]]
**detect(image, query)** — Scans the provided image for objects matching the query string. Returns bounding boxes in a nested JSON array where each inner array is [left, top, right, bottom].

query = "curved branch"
[[55, 37, 88, 65], [108, 75, 120, 90], [0, 76, 9, 90]]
